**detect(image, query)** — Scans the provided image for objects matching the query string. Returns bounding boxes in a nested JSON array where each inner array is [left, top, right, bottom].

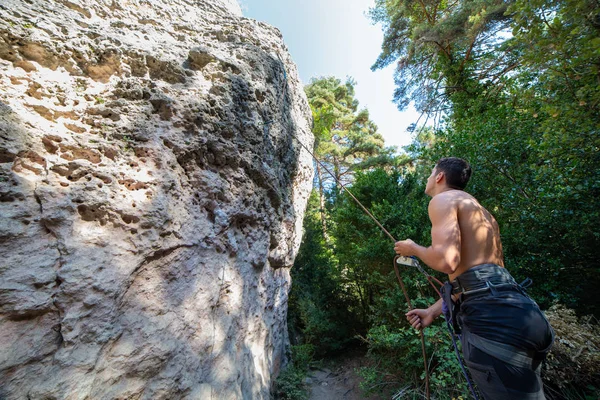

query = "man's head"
[[425, 157, 472, 196]]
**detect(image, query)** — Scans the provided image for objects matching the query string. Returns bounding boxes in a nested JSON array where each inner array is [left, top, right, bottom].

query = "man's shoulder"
[[430, 190, 471, 205], [428, 191, 461, 214]]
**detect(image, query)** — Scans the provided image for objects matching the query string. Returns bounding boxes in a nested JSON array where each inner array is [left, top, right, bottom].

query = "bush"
[[291, 344, 315, 371], [273, 345, 315, 400], [358, 324, 469, 399], [273, 366, 308, 400], [543, 304, 600, 398]]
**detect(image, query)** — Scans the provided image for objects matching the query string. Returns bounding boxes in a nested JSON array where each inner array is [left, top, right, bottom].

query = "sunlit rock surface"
[[0, 1, 313, 398]]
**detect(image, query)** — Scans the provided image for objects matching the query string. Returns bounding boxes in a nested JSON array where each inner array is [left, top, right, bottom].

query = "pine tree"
[[305, 77, 395, 239]]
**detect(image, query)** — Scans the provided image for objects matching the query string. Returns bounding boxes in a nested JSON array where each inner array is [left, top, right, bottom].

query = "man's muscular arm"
[[394, 194, 461, 274]]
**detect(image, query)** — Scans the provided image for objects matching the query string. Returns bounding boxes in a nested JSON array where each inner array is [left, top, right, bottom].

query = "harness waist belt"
[[462, 330, 545, 370], [451, 263, 517, 295]]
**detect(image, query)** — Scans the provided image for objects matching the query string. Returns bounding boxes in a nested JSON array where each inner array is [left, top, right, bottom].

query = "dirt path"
[[305, 350, 386, 400]]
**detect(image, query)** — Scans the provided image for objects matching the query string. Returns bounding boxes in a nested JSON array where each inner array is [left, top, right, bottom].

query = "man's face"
[[425, 166, 439, 196]]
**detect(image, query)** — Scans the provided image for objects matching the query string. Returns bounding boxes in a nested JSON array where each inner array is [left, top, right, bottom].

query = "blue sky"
[[239, 0, 419, 150]]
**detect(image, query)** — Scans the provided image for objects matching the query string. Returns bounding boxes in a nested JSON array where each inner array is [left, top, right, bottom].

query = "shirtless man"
[[394, 157, 553, 400]]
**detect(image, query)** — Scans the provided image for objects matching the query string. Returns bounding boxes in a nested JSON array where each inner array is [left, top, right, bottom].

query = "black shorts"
[[458, 288, 554, 400], [462, 335, 546, 399]]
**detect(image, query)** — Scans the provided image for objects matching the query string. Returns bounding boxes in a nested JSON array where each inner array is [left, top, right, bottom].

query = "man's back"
[[436, 190, 504, 280], [401, 158, 554, 400]]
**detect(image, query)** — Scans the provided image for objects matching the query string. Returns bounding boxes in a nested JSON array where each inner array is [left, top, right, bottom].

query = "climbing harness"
[[263, 54, 481, 400], [440, 282, 482, 400]]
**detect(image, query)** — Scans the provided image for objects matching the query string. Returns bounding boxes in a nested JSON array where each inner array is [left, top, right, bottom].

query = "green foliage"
[[288, 191, 360, 354], [369, 0, 514, 112], [421, 52, 600, 313], [509, 0, 600, 125], [304, 77, 396, 188], [371, 0, 600, 316], [292, 4, 599, 399], [273, 366, 308, 400], [359, 324, 469, 399], [499, 1, 600, 313], [332, 168, 434, 326], [289, 77, 404, 357], [291, 344, 315, 372], [273, 345, 315, 400], [356, 365, 382, 394]]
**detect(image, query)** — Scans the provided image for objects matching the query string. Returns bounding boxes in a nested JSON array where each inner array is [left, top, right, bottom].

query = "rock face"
[[0, 1, 313, 399]]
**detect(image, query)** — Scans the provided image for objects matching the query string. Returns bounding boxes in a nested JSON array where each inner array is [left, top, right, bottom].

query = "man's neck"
[[431, 185, 457, 197]]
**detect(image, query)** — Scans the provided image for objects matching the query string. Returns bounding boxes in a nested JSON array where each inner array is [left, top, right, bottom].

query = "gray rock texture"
[[0, 0, 313, 398]]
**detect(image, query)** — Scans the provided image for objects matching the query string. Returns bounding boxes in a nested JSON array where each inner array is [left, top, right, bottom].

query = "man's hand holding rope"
[[406, 303, 442, 330], [394, 239, 417, 257], [395, 239, 444, 332]]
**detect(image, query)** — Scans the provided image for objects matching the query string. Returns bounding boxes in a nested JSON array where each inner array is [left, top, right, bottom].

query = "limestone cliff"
[[0, 1, 314, 398]]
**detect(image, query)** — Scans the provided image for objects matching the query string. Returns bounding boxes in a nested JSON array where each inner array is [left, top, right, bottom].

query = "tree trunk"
[[315, 162, 329, 242]]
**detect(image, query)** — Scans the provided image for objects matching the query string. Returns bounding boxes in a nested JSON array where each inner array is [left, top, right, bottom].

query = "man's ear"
[[435, 171, 444, 183]]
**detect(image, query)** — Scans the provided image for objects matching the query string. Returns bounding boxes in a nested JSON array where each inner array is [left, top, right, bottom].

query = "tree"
[[370, 0, 600, 316], [286, 2, 599, 397], [304, 77, 395, 238], [287, 191, 360, 354], [370, 0, 517, 114]]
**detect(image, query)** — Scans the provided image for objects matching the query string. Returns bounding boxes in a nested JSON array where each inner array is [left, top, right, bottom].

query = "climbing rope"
[[393, 257, 435, 400], [289, 124, 437, 399]]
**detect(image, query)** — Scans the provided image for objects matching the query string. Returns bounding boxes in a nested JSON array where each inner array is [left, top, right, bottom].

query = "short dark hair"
[[435, 157, 472, 190]]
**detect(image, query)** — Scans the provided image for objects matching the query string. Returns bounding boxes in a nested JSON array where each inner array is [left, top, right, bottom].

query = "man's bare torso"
[[437, 190, 504, 281]]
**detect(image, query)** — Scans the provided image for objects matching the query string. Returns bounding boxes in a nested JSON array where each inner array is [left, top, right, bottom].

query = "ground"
[[305, 348, 388, 400]]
